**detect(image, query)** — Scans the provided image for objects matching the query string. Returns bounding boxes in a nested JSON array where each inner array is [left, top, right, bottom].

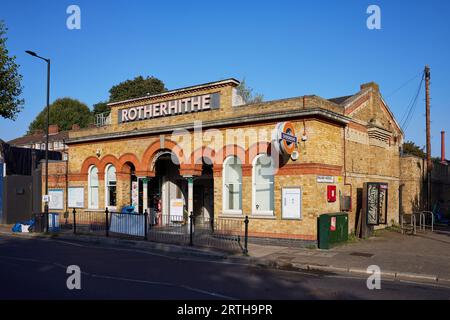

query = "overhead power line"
[[400, 72, 425, 131]]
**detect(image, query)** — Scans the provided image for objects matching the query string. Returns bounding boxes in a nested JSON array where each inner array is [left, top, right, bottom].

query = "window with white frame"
[[223, 156, 242, 214], [88, 166, 99, 209], [105, 165, 117, 207], [252, 154, 275, 215]]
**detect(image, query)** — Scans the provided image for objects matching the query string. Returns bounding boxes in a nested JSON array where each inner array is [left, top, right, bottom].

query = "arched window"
[[252, 154, 274, 215], [105, 165, 117, 208], [223, 156, 242, 214], [88, 166, 99, 209]]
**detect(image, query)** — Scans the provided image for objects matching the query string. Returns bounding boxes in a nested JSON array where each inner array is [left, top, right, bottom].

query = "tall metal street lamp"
[[26, 50, 51, 230]]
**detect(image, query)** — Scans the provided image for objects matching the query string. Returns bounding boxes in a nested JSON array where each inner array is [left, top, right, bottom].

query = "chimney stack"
[[441, 131, 447, 164], [48, 124, 59, 135]]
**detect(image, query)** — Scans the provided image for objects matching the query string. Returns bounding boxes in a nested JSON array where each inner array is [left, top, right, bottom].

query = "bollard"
[[72, 208, 77, 234], [144, 209, 148, 240], [243, 216, 249, 255], [105, 207, 109, 237], [189, 212, 194, 246], [44, 204, 49, 233]]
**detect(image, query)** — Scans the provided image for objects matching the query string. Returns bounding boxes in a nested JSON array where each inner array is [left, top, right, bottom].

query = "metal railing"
[[95, 112, 111, 127], [31, 209, 249, 254], [414, 210, 434, 232], [401, 213, 416, 235]]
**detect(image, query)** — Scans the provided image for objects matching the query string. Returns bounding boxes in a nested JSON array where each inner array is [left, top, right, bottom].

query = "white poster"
[[170, 199, 184, 218], [68, 187, 84, 208], [49, 189, 64, 210], [131, 181, 138, 211], [282, 188, 302, 220]]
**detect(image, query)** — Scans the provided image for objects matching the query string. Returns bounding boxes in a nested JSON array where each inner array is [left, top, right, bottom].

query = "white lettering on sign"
[[119, 93, 218, 123], [317, 176, 335, 183]]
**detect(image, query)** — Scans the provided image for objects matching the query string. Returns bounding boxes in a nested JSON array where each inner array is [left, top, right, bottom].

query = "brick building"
[[47, 78, 405, 242]]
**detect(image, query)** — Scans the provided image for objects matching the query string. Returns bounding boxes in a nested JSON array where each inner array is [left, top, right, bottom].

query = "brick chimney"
[[72, 124, 80, 131], [360, 82, 380, 92], [48, 124, 59, 135], [441, 131, 447, 164]]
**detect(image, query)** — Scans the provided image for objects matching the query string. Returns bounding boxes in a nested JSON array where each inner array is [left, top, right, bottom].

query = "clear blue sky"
[[1, 0, 449, 157]]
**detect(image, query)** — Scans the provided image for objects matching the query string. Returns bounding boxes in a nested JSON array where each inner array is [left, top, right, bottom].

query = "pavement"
[[246, 228, 450, 286], [1, 224, 450, 288]]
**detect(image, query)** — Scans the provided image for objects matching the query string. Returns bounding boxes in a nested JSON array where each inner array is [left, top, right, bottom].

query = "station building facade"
[[61, 79, 403, 242]]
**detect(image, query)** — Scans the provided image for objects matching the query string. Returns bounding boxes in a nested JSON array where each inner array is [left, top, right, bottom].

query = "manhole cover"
[[349, 252, 374, 258]]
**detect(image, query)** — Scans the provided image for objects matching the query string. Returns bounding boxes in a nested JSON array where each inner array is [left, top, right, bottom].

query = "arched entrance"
[[193, 160, 214, 221], [148, 152, 187, 225]]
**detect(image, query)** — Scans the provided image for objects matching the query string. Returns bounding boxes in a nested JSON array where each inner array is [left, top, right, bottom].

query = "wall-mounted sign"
[[118, 93, 220, 123], [282, 187, 302, 220], [49, 189, 64, 210], [274, 122, 297, 155], [68, 187, 84, 208], [364, 182, 388, 226], [317, 176, 334, 183]]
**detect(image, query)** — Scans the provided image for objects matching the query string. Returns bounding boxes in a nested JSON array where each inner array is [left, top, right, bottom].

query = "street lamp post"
[[26, 50, 50, 231]]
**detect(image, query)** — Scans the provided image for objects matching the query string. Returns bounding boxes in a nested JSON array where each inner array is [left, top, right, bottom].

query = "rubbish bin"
[[317, 212, 348, 249]]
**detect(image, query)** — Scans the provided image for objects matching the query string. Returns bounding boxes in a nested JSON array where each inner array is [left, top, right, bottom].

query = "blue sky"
[[1, 0, 449, 157]]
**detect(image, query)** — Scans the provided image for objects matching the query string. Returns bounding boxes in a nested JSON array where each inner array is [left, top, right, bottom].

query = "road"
[[0, 234, 449, 300]]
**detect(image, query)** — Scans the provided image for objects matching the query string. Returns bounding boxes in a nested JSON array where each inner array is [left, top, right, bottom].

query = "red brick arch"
[[216, 144, 246, 165], [246, 141, 272, 164], [98, 155, 120, 175], [141, 139, 185, 172], [118, 153, 142, 173], [190, 146, 216, 166], [80, 156, 101, 175]]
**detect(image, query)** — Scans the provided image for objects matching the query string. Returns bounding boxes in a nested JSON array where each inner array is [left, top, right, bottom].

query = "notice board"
[[282, 187, 302, 220], [68, 187, 84, 208]]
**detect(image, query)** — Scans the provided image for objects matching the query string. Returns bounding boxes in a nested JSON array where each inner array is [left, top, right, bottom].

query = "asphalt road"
[[0, 234, 449, 300]]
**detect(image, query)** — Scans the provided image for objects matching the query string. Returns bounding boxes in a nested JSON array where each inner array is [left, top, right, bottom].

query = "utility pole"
[[425, 65, 432, 211]]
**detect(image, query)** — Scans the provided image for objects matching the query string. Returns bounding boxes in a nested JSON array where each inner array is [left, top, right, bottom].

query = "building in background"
[[7, 124, 78, 160], [0, 140, 61, 224]]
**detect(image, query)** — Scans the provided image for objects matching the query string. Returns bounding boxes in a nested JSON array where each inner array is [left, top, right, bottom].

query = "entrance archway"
[[193, 160, 214, 221], [148, 152, 187, 225]]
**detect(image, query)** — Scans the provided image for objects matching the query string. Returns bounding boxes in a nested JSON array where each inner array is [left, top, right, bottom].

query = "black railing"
[[31, 208, 249, 254]]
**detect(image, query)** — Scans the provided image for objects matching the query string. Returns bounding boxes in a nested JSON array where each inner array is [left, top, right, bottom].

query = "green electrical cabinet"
[[317, 213, 349, 249]]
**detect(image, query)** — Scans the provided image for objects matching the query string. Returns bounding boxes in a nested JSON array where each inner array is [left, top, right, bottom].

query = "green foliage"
[[402, 140, 426, 158], [236, 78, 264, 104], [28, 98, 93, 134], [92, 101, 109, 115], [108, 76, 166, 103], [0, 20, 24, 120]]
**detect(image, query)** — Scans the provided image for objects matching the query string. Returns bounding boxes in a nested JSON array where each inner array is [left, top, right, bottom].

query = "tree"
[[0, 20, 24, 120], [108, 76, 167, 103], [92, 101, 109, 115], [236, 78, 264, 104], [402, 140, 426, 158], [28, 98, 93, 134]]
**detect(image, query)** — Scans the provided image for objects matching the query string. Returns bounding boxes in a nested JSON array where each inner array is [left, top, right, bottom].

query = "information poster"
[[170, 199, 184, 218], [282, 188, 302, 220], [68, 187, 84, 208], [49, 189, 64, 210]]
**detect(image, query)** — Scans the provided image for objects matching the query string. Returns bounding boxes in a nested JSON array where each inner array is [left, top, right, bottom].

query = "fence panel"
[[193, 216, 244, 253], [72, 210, 106, 236], [108, 211, 147, 240], [147, 214, 190, 245], [31, 208, 249, 254]]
